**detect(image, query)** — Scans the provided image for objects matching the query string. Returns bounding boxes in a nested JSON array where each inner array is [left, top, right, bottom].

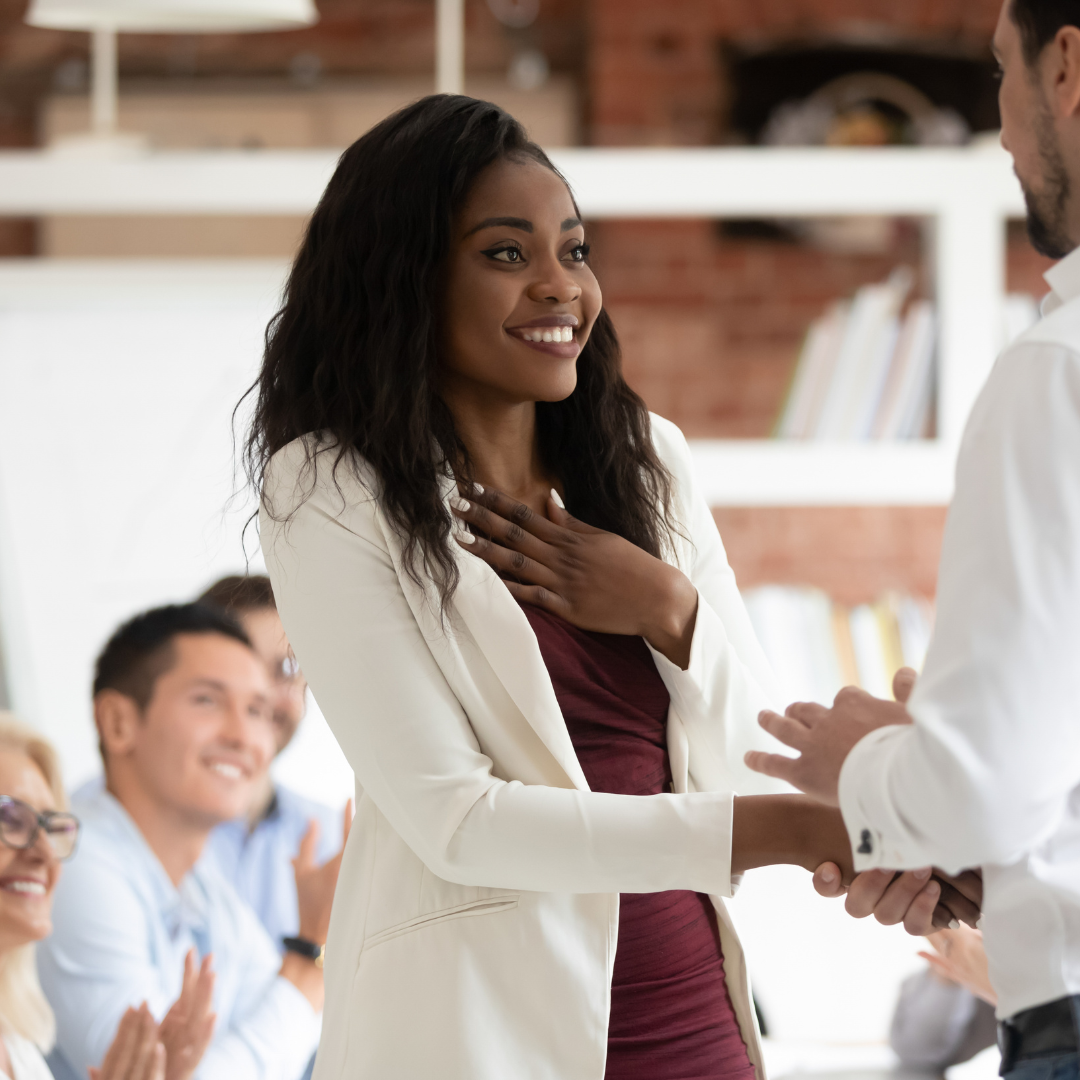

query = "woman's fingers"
[[467, 486, 567, 545], [934, 877, 982, 928], [454, 527, 562, 589], [496, 576, 573, 619], [451, 495, 557, 565]]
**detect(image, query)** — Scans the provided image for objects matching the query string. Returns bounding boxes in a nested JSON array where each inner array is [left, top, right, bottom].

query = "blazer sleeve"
[[645, 415, 792, 796], [261, 441, 737, 898]]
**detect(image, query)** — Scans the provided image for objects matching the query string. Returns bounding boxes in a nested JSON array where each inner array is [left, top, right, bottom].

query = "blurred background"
[[0, 0, 1039, 1074]]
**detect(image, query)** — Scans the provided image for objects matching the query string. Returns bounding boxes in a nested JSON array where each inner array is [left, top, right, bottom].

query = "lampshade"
[[25, 0, 318, 32]]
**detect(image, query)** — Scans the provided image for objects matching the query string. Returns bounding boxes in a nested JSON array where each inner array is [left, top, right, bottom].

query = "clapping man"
[[39, 604, 344, 1080], [748, 4, 1080, 1079]]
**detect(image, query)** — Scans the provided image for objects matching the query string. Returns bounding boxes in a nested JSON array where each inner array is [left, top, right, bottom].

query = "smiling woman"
[[244, 94, 917, 1080]]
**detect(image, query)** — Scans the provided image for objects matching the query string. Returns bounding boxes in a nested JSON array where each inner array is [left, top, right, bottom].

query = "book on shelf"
[[776, 279, 1042, 442], [775, 269, 934, 442], [742, 585, 935, 706]]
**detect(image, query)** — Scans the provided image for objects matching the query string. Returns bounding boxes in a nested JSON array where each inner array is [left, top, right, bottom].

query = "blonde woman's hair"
[[0, 712, 64, 1051]]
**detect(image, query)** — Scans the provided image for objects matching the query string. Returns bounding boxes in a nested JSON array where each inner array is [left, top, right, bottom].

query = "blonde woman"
[[0, 714, 213, 1080]]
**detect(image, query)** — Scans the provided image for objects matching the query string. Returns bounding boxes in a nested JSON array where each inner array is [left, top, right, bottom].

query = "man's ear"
[[94, 689, 143, 760], [1049, 25, 1080, 119]]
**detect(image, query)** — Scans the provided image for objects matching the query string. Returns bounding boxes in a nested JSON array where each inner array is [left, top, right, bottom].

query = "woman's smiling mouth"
[[507, 315, 580, 355]]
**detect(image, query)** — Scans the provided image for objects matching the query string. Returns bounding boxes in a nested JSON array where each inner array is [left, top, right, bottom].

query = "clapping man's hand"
[[159, 949, 216, 1080], [91, 956, 215, 1080], [90, 1004, 165, 1080], [282, 800, 353, 1010]]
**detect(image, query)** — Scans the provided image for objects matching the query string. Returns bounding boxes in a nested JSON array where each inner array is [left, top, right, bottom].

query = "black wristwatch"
[[283, 936, 325, 969]]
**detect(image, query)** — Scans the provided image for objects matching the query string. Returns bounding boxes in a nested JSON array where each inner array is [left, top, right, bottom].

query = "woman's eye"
[[484, 247, 523, 263], [567, 243, 590, 263]]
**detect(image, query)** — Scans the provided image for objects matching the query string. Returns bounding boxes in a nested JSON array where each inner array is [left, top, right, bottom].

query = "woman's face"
[[441, 156, 603, 408], [0, 750, 61, 953]]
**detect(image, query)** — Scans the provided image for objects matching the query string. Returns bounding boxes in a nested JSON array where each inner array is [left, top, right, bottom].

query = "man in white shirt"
[[39, 603, 344, 1080], [746, 3, 1080, 1077]]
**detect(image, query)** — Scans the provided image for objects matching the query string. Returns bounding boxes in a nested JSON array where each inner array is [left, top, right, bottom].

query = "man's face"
[[239, 608, 307, 755], [127, 633, 276, 829], [996, 0, 1075, 258]]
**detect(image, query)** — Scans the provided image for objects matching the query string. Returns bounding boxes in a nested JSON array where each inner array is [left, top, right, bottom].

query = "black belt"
[[999, 996, 1080, 1075]]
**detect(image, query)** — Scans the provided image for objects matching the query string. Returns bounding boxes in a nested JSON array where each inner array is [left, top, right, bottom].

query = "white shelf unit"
[[0, 145, 1027, 504]]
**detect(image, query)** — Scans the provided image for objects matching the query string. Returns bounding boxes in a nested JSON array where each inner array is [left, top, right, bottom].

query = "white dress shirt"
[[838, 246, 1080, 1020], [37, 789, 320, 1080]]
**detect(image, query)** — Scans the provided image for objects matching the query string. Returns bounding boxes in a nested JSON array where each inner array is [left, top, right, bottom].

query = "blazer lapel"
[[449, 544, 590, 791]]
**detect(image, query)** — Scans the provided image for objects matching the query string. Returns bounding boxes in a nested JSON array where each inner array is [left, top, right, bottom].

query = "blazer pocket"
[[361, 895, 520, 952]]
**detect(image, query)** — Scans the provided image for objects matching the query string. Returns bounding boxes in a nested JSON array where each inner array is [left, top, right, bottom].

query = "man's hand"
[[158, 949, 216, 1080], [294, 800, 353, 947], [812, 863, 983, 934], [282, 800, 353, 1012], [745, 685, 912, 807], [90, 1004, 165, 1080]]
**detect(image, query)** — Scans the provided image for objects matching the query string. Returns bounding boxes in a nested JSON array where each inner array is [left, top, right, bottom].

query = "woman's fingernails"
[[451, 496, 470, 512], [949, 918, 960, 930], [550, 488, 565, 509], [456, 530, 476, 545], [474, 483, 484, 494], [915, 867, 932, 880], [820, 868, 837, 884]]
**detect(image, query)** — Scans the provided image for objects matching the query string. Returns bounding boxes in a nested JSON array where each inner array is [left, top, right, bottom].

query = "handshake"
[[757, 666, 984, 936]]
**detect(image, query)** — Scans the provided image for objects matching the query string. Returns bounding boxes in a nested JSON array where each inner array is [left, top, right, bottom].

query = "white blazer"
[[261, 413, 786, 1080]]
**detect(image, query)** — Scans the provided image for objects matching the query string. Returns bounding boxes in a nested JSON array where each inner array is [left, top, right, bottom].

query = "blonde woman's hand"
[[158, 949, 217, 1080], [451, 486, 698, 668], [919, 924, 997, 1005], [89, 1003, 165, 1080]]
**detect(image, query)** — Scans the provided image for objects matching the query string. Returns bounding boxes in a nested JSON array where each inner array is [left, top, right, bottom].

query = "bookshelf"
[[0, 144, 1026, 504]]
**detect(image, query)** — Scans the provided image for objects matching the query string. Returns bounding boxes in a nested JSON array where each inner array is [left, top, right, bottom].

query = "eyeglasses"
[[272, 653, 303, 685], [0, 795, 80, 861]]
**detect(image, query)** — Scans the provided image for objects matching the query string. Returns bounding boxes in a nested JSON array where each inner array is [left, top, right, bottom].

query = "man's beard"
[[1022, 100, 1073, 259]]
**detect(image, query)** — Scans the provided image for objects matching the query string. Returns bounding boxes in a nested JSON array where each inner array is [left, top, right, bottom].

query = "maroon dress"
[[518, 602, 756, 1080]]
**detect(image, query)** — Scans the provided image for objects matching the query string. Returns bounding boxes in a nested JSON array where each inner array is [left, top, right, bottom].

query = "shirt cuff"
[[838, 724, 923, 872]]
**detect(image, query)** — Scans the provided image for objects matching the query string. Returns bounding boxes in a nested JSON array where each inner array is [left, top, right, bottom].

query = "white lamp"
[[26, 0, 319, 150]]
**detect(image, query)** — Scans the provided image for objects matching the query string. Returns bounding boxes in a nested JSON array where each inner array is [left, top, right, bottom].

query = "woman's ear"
[[93, 689, 143, 760]]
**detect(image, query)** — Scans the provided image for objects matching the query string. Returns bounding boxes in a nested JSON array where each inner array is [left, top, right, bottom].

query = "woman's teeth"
[[521, 327, 574, 343], [210, 761, 243, 780], [3, 880, 46, 896]]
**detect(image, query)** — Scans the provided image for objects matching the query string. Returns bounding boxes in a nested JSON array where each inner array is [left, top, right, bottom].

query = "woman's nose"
[[527, 258, 581, 305]]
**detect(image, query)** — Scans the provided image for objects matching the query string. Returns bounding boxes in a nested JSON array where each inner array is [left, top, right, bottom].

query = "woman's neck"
[[446, 393, 554, 514]]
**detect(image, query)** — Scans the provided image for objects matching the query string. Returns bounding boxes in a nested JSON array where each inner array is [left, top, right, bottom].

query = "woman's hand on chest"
[[452, 486, 698, 669]]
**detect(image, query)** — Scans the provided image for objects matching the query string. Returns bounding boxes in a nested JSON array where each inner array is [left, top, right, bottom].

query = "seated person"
[[0, 711, 213, 1080], [197, 575, 344, 951], [890, 924, 997, 1073], [37, 604, 344, 1080]]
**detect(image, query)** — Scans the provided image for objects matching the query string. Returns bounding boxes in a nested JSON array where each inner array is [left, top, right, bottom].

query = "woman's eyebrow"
[[465, 216, 533, 236], [562, 217, 582, 231]]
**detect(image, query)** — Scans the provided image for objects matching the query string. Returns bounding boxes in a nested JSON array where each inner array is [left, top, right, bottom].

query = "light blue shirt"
[[204, 785, 342, 952], [38, 789, 320, 1080]]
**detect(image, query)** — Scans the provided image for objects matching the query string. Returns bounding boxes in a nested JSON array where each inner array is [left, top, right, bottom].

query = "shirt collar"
[[90, 789, 213, 942], [1042, 245, 1080, 315]]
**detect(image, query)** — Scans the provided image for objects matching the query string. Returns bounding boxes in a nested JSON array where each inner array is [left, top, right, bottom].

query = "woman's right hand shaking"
[[90, 950, 216, 1080]]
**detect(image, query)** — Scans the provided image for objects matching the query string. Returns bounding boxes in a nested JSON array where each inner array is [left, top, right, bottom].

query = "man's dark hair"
[[198, 574, 276, 618], [93, 602, 252, 711], [1012, 0, 1080, 65]]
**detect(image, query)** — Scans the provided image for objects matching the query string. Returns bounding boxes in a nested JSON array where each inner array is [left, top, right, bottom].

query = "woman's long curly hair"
[[244, 94, 675, 610]]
